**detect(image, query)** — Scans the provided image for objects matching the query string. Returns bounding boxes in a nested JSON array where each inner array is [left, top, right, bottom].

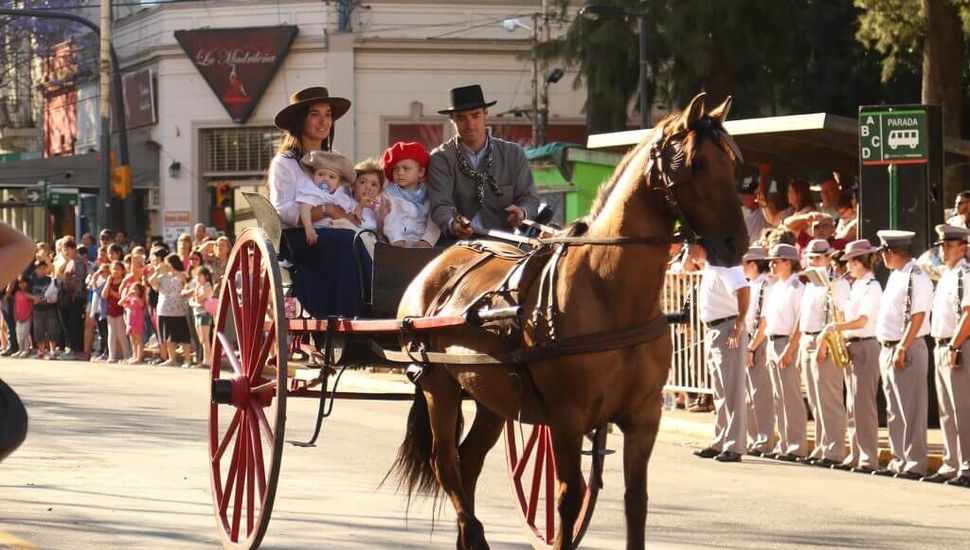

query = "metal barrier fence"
[[661, 270, 713, 394]]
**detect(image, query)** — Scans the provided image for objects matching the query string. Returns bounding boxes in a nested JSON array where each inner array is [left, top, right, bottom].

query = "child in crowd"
[[28, 260, 59, 358], [189, 267, 214, 369], [381, 141, 440, 247], [121, 282, 146, 364], [101, 261, 129, 363], [87, 255, 110, 360], [297, 150, 359, 245], [13, 276, 32, 357]]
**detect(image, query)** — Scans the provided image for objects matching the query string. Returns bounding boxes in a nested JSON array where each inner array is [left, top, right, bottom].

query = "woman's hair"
[[111, 260, 127, 273], [849, 253, 876, 270], [195, 266, 213, 283], [108, 243, 124, 257], [747, 259, 770, 274], [354, 157, 384, 182], [177, 233, 192, 245], [165, 253, 185, 272], [788, 180, 816, 211], [16, 275, 27, 287], [764, 228, 797, 248], [151, 246, 168, 261], [190, 250, 204, 264]]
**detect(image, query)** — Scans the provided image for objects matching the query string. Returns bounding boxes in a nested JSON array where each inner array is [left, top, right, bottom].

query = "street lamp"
[[540, 68, 564, 144], [579, 3, 649, 129]]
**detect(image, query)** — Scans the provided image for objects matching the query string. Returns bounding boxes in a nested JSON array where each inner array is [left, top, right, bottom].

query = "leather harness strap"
[[377, 313, 669, 365]]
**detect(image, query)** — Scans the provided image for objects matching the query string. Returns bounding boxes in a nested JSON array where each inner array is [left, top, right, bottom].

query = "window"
[[201, 127, 279, 177], [387, 123, 445, 152]]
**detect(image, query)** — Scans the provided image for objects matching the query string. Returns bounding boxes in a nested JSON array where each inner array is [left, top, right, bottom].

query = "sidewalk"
[[661, 405, 946, 471]]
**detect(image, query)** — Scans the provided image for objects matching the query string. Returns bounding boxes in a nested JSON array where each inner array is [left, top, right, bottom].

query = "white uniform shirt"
[[697, 265, 747, 324], [745, 274, 770, 334], [876, 259, 933, 342], [764, 276, 804, 336], [844, 273, 882, 339], [799, 272, 849, 334], [930, 259, 970, 339], [743, 206, 771, 245]]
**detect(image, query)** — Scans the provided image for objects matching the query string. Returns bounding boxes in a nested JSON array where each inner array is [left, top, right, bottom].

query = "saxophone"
[[805, 268, 852, 369]]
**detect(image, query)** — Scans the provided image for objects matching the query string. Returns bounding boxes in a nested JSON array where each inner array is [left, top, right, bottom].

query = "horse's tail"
[[383, 387, 463, 512]]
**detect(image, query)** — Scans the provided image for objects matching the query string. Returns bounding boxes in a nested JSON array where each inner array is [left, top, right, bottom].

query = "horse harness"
[[392, 122, 740, 370]]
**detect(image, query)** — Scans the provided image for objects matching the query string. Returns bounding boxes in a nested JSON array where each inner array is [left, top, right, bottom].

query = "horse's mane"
[[581, 112, 738, 225]]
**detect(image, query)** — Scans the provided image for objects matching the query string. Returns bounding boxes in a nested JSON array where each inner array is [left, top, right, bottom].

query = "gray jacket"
[[426, 137, 540, 237]]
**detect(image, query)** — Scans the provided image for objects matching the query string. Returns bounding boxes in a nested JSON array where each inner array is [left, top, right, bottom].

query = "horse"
[[388, 93, 748, 550]]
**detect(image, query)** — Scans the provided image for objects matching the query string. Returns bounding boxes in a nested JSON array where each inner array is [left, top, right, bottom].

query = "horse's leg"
[[550, 429, 583, 550], [619, 413, 662, 550], [458, 402, 505, 515], [421, 368, 490, 550]]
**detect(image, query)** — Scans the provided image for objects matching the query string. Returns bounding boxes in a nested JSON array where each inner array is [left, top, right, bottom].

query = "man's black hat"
[[438, 84, 498, 115]]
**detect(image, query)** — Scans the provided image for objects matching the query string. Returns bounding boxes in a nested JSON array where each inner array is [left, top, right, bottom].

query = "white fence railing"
[[661, 271, 713, 394]]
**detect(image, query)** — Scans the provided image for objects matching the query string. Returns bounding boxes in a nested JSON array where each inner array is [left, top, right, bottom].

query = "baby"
[[297, 150, 359, 245], [381, 141, 440, 247]]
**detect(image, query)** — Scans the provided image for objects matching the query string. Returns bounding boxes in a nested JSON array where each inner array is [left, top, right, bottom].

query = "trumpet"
[[804, 268, 852, 369]]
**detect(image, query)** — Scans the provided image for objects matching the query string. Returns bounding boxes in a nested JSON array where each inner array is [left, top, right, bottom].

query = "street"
[[1, 359, 969, 549]]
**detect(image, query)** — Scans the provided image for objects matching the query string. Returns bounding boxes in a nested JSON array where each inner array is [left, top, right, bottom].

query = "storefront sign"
[[162, 209, 192, 246], [122, 68, 156, 128], [174, 26, 298, 123]]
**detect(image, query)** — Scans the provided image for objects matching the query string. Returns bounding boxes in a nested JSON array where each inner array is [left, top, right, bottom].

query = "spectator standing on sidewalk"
[[150, 254, 193, 367], [28, 260, 59, 359], [685, 244, 750, 463], [59, 240, 88, 360], [101, 261, 129, 363], [12, 276, 32, 357]]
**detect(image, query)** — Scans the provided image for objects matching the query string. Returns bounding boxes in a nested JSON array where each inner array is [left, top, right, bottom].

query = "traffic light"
[[215, 183, 231, 207], [109, 152, 132, 198]]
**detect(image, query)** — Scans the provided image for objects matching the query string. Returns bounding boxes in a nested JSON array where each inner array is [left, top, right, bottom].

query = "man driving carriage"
[[426, 84, 540, 242]]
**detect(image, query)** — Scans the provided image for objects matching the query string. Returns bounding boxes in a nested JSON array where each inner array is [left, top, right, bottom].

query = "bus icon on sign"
[[888, 129, 919, 150]]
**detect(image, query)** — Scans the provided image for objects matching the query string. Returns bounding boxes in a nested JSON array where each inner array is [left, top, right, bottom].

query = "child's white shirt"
[[296, 181, 358, 229], [382, 188, 440, 246]]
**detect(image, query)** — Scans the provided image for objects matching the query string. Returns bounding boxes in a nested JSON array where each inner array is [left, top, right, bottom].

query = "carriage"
[[207, 192, 613, 549], [205, 93, 746, 550]]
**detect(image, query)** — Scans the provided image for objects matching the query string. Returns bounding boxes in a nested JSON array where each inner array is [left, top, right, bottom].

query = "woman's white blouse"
[[268, 152, 315, 228]]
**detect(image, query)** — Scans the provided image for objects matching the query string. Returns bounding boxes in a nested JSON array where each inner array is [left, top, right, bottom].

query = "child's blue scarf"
[[385, 182, 427, 208]]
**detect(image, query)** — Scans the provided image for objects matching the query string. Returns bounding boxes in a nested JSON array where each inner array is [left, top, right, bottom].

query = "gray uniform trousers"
[[800, 334, 847, 461], [933, 341, 970, 477], [879, 338, 928, 475], [745, 342, 774, 453], [707, 318, 748, 454], [843, 339, 881, 469], [767, 335, 808, 456]]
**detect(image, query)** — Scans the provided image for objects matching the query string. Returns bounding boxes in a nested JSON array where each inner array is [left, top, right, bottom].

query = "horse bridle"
[[646, 118, 744, 246]]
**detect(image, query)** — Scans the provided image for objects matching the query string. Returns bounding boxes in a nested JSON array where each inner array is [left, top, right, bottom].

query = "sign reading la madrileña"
[[175, 26, 298, 123], [859, 108, 929, 165]]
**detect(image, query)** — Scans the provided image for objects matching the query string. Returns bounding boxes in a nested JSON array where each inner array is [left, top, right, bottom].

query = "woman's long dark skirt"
[[282, 227, 373, 319]]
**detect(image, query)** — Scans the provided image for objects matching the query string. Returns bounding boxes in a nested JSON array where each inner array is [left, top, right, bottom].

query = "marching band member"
[[921, 225, 970, 487], [687, 244, 750, 463], [874, 230, 933, 479], [821, 239, 882, 473], [800, 239, 849, 467], [752, 243, 807, 461], [742, 245, 774, 456]]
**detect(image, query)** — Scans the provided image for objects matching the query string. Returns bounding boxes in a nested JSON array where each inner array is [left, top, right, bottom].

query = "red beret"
[[382, 141, 429, 182]]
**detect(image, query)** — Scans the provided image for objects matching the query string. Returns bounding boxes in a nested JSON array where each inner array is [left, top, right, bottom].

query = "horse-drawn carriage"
[[205, 93, 748, 550]]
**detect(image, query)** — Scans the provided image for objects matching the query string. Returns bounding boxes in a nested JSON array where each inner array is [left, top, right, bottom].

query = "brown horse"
[[388, 93, 748, 549]]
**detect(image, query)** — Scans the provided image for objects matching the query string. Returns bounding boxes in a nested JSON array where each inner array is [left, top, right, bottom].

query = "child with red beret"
[[381, 141, 440, 247]]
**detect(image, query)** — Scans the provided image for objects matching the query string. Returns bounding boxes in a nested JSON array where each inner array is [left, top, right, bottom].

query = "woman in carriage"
[[267, 87, 373, 319]]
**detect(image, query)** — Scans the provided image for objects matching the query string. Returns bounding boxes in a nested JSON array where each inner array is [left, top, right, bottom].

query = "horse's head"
[[648, 93, 748, 266]]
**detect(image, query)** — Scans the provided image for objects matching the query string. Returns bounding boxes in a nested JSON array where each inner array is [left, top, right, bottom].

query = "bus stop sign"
[[860, 108, 928, 165]]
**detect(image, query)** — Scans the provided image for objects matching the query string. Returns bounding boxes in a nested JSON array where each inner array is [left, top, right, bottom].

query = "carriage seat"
[[241, 192, 292, 284]]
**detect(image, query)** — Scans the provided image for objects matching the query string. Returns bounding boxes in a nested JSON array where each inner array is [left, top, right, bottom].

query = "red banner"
[[175, 26, 298, 123]]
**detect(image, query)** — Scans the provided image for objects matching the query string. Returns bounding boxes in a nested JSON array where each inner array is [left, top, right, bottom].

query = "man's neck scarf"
[[449, 136, 502, 206]]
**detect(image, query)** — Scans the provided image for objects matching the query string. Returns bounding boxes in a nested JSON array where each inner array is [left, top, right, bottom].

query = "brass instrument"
[[805, 268, 852, 369]]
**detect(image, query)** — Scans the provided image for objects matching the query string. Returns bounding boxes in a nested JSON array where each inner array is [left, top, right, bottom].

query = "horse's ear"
[[708, 96, 733, 123], [679, 93, 707, 129]]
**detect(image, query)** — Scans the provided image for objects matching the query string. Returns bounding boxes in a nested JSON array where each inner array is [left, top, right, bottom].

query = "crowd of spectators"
[[0, 223, 231, 367]]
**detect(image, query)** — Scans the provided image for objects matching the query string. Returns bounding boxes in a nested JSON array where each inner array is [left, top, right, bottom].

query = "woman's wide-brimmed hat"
[[841, 239, 877, 260], [438, 84, 498, 115], [274, 86, 351, 131]]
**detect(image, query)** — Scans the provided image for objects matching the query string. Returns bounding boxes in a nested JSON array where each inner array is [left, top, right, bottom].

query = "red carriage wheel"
[[504, 420, 607, 549], [209, 229, 287, 549]]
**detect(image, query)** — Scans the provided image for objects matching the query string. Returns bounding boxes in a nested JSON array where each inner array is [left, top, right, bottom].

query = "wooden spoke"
[[505, 421, 607, 550], [217, 332, 243, 377], [212, 409, 242, 464]]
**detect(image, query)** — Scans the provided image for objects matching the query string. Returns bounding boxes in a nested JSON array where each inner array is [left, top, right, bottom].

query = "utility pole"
[[538, 0, 549, 145], [530, 11, 539, 147], [98, 0, 112, 231]]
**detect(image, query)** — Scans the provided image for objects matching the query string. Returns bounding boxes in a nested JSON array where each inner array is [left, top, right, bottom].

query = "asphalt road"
[[1, 359, 969, 549]]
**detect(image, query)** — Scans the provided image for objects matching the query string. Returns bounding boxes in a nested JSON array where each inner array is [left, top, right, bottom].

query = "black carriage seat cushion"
[[371, 242, 445, 317]]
